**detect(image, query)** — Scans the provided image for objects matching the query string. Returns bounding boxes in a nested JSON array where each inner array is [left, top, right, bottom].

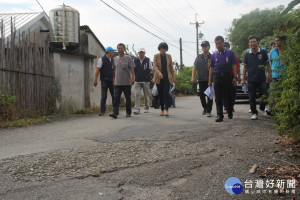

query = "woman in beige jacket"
[[152, 42, 175, 117]]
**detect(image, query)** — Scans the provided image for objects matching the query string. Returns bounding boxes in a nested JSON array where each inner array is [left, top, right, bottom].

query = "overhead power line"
[[184, 0, 212, 40], [149, 0, 194, 41], [98, 0, 180, 50], [99, 0, 195, 59], [165, 0, 191, 23], [143, 0, 192, 41], [35, 0, 46, 13], [185, 0, 197, 13], [112, 0, 177, 41]]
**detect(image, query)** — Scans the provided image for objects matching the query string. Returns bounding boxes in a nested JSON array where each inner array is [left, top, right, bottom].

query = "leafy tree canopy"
[[227, 5, 288, 58]]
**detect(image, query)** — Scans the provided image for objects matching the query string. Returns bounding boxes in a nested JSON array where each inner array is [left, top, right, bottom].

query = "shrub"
[[0, 92, 17, 121], [175, 67, 197, 95], [268, 10, 300, 140]]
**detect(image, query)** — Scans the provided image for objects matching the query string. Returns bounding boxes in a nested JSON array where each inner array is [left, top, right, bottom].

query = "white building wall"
[[54, 52, 85, 111], [60, 54, 85, 110]]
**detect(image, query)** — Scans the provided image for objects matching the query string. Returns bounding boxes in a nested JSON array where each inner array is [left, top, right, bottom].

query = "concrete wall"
[[53, 52, 90, 111], [60, 54, 85, 110]]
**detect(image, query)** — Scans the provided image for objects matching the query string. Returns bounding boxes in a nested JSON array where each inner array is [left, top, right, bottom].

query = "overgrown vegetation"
[[227, 1, 300, 140], [0, 117, 51, 128], [174, 67, 196, 95], [0, 91, 53, 128], [268, 9, 300, 140], [74, 106, 102, 114], [0, 92, 17, 121]]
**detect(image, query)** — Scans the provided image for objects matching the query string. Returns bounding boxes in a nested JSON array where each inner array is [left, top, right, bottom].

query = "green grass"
[[0, 116, 51, 128]]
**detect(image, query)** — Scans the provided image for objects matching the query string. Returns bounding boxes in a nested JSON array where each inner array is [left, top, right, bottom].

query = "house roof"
[[0, 12, 50, 39]]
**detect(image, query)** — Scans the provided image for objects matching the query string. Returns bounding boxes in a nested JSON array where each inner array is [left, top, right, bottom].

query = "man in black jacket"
[[133, 48, 153, 114], [93, 46, 116, 116], [191, 41, 213, 117]]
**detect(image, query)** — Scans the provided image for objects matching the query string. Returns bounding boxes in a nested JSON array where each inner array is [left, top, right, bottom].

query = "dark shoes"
[[99, 112, 105, 116], [228, 113, 233, 119], [109, 113, 118, 119], [215, 116, 224, 122]]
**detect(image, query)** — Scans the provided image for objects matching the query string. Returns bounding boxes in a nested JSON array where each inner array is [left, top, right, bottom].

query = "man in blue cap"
[[94, 46, 116, 116]]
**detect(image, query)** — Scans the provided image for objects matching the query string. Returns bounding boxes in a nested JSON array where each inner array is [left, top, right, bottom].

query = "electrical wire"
[[184, 0, 212, 40], [99, 0, 180, 50], [143, 0, 192, 41], [149, 0, 194, 41], [112, 0, 177, 41], [165, 0, 192, 24], [185, 0, 197, 13], [35, 0, 46, 13]]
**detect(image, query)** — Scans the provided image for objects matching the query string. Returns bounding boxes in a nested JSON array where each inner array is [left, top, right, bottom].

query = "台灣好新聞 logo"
[[225, 177, 243, 194]]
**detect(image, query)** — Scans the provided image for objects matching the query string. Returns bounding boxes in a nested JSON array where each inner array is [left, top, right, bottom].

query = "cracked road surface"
[[0, 96, 296, 199]]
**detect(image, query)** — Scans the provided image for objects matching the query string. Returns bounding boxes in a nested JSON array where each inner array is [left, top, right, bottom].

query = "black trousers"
[[222, 75, 236, 110], [199, 81, 213, 113], [101, 80, 114, 113], [248, 81, 267, 115], [157, 79, 170, 111], [113, 85, 132, 115], [214, 73, 233, 117]]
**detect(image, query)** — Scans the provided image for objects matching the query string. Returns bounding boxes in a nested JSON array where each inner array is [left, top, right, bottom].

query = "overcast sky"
[[0, 0, 292, 66]]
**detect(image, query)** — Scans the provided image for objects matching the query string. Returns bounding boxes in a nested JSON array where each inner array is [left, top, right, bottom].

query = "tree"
[[125, 44, 138, 57], [175, 67, 196, 95], [227, 6, 287, 58]]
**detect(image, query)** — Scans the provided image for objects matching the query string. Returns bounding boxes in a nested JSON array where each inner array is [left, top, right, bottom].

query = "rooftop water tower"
[[49, 4, 80, 50]]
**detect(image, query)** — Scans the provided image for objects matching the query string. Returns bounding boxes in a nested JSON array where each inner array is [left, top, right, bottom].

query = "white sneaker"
[[265, 105, 269, 111], [251, 114, 258, 120], [261, 110, 267, 116], [206, 112, 212, 117], [248, 110, 252, 113], [144, 110, 149, 113], [133, 110, 140, 114]]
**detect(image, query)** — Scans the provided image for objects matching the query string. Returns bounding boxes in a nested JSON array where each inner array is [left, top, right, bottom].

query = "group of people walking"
[[94, 42, 175, 119], [94, 35, 286, 122], [192, 35, 286, 122]]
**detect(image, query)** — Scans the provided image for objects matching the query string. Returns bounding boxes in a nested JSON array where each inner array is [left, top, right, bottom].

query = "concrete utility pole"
[[190, 13, 204, 56], [179, 38, 183, 71]]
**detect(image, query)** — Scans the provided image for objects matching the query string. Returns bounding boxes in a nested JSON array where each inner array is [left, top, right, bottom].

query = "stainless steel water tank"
[[49, 4, 80, 50]]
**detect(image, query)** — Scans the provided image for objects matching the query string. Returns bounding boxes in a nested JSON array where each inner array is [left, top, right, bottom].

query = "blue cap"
[[105, 46, 117, 53]]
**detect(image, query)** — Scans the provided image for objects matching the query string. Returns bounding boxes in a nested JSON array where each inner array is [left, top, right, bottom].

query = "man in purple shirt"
[[208, 36, 237, 122]]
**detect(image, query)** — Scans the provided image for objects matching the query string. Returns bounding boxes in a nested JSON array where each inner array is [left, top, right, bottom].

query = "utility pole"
[[179, 38, 183, 71], [190, 13, 204, 56]]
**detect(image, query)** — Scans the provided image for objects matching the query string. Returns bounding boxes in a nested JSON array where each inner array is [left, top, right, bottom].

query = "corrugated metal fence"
[[0, 21, 55, 113]]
